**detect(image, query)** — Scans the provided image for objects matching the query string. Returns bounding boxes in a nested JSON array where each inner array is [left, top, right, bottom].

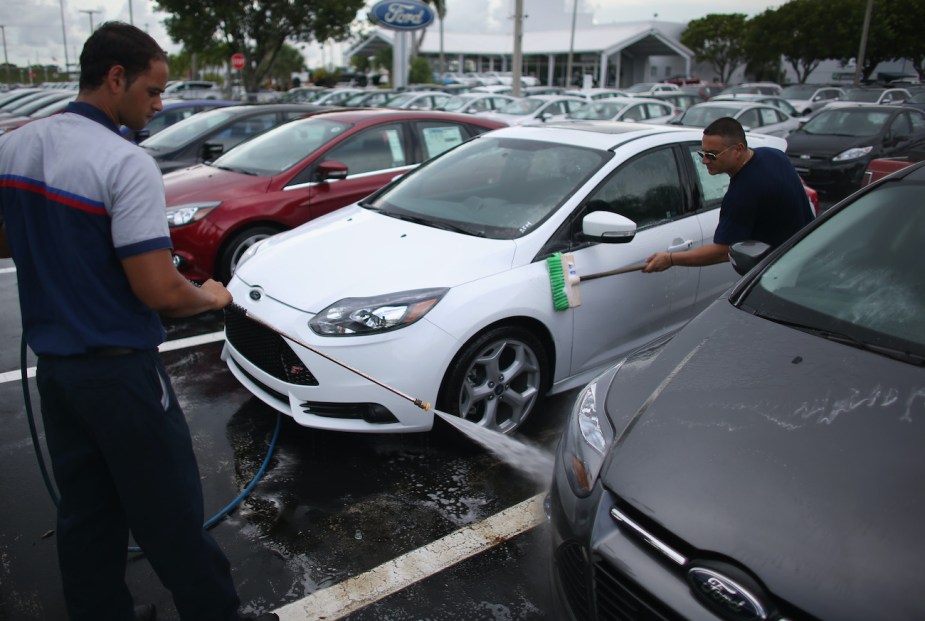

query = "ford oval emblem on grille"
[[687, 568, 768, 621]]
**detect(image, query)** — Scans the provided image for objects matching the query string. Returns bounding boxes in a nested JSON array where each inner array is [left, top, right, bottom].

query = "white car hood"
[[234, 205, 518, 313]]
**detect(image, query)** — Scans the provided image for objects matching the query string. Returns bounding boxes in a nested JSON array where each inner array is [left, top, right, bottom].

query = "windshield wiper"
[[759, 312, 924, 365], [213, 164, 257, 175], [384, 211, 485, 237]]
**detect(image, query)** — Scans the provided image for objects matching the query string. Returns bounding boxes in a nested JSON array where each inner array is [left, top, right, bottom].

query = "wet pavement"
[[0, 258, 572, 620]]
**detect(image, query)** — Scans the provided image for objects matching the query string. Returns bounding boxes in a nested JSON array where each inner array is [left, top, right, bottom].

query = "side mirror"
[[201, 142, 224, 161], [581, 210, 636, 244], [133, 129, 150, 144], [315, 160, 348, 182], [729, 240, 772, 276]]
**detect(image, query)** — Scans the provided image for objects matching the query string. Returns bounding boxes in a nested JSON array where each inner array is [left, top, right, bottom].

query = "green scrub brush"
[[546, 252, 649, 312], [546, 252, 580, 311]]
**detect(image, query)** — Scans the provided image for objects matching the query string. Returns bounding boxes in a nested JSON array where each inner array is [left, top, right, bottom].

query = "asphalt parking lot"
[[0, 257, 575, 620]]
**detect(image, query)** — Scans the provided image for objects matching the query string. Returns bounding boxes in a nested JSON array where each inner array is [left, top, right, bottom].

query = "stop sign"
[[231, 53, 245, 70]]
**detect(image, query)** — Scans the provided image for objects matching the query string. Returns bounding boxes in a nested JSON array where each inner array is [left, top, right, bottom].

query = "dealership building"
[[347, 0, 915, 88]]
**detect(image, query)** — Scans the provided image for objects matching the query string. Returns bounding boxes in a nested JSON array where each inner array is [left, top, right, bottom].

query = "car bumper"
[[169, 219, 224, 281], [789, 157, 869, 197], [220, 292, 457, 433]]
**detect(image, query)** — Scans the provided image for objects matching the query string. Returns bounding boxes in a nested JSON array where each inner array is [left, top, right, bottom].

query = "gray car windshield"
[[210, 118, 351, 175], [743, 183, 925, 360], [140, 107, 241, 150], [780, 85, 818, 99], [367, 136, 608, 240], [799, 109, 889, 137]]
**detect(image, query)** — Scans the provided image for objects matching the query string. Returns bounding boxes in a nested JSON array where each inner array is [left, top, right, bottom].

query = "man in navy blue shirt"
[[643, 116, 813, 272], [0, 22, 277, 621]]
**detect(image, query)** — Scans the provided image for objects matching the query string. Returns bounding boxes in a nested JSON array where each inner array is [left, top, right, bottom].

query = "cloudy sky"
[[0, 0, 783, 74]]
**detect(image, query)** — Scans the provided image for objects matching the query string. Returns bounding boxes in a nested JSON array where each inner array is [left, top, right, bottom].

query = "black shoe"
[[240, 614, 279, 621], [133, 603, 157, 621]]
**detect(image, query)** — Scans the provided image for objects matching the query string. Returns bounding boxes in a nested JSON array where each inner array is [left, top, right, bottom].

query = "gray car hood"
[[601, 299, 925, 620]]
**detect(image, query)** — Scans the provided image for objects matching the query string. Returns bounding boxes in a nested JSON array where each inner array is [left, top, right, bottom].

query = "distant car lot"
[[220, 123, 793, 435], [548, 160, 925, 621]]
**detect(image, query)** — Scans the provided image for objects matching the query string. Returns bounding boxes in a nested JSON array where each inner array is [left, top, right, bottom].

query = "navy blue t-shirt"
[[713, 147, 814, 248]]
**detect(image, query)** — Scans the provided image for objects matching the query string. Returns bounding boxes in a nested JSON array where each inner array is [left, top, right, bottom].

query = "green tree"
[[154, 0, 365, 92], [887, 0, 925, 79], [747, 1, 834, 84], [267, 44, 308, 88], [409, 57, 432, 84], [680, 13, 749, 84]]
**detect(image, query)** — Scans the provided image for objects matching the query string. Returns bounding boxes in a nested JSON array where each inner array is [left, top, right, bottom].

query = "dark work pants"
[[37, 349, 240, 621]]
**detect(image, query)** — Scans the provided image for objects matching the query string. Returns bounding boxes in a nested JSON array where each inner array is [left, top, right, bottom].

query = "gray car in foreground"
[[548, 161, 925, 620]]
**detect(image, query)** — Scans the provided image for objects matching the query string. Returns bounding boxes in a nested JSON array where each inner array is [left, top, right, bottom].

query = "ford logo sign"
[[687, 568, 768, 621], [370, 0, 435, 31]]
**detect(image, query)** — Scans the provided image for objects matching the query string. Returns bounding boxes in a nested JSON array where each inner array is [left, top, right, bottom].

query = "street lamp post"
[[0, 25, 10, 86], [59, 0, 70, 78], [80, 9, 99, 32]]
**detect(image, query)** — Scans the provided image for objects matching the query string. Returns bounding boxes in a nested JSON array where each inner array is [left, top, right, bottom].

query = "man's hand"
[[643, 252, 673, 273], [122, 249, 232, 317]]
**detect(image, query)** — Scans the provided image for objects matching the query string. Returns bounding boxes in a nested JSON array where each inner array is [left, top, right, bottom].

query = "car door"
[[557, 144, 704, 376], [682, 144, 741, 311], [883, 109, 925, 161]]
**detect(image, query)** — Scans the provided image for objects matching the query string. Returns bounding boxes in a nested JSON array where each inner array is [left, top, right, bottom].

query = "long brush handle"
[[579, 263, 647, 281], [225, 303, 432, 411]]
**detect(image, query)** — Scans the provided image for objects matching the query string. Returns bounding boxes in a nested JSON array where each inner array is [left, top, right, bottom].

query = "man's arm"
[[0, 221, 9, 259], [122, 249, 231, 317], [642, 243, 730, 273]]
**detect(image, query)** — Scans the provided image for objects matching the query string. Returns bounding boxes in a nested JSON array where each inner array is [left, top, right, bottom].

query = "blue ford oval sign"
[[370, 0, 435, 31]]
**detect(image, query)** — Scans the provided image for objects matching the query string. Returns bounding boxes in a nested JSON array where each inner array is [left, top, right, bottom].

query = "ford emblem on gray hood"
[[687, 567, 769, 621]]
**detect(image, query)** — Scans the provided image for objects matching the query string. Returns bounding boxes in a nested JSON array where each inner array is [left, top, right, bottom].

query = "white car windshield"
[[743, 183, 925, 359], [676, 106, 738, 127], [209, 117, 351, 175], [569, 100, 628, 120], [497, 99, 546, 115], [366, 136, 608, 239], [781, 85, 819, 99]]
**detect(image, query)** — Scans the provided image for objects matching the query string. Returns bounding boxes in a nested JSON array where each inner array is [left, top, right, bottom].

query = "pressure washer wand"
[[226, 303, 432, 412]]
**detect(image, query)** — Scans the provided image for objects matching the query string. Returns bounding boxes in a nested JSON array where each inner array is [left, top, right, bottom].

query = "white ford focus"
[[221, 122, 787, 434]]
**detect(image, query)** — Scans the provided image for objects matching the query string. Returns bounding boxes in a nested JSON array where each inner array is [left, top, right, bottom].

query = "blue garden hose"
[[20, 334, 281, 555]]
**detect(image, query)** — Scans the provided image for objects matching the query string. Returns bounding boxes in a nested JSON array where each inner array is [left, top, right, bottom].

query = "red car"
[[164, 109, 505, 281], [863, 157, 916, 186]]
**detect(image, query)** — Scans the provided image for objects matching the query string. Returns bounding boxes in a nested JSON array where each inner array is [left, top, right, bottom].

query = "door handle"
[[668, 239, 694, 252]]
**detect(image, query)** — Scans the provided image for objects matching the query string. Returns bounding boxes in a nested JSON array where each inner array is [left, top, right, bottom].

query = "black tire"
[[217, 226, 280, 283], [437, 325, 548, 435]]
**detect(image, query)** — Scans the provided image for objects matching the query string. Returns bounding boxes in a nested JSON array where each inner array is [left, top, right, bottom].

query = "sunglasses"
[[697, 144, 736, 161]]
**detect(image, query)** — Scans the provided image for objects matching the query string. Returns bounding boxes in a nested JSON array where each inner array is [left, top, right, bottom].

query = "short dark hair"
[[703, 116, 748, 148], [78, 21, 168, 91]]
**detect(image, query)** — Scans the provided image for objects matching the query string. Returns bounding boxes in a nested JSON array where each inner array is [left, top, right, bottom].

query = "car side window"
[[737, 109, 760, 129], [417, 122, 469, 160], [687, 144, 730, 209], [889, 112, 913, 136], [909, 110, 925, 132], [623, 104, 645, 121], [320, 123, 409, 175], [758, 107, 779, 125], [581, 147, 684, 229], [211, 112, 277, 149]]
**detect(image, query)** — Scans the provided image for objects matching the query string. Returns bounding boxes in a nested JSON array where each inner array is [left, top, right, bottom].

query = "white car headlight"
[[309, 288, 449, 336], [561, 365, 620, 497], [165, 201, 221, 227], [832, 146, 873, 161]]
